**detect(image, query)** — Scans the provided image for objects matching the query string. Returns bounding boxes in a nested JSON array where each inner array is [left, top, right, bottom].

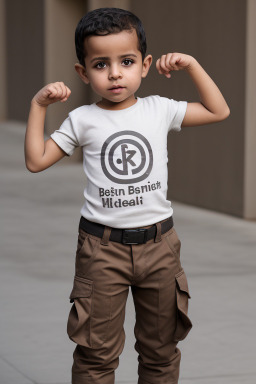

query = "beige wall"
[[132, 0, 246, 217], [88, 0, 130, 10], [4, 0, 88, 128], [0, 0, 6, 120], [244, 0, 256, 219], [6, 0, 45, 121]]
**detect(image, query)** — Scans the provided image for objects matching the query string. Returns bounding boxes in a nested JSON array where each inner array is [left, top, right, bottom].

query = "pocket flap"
[[69, 276, 92, 303], [174, 269, 192, 341], [175, 269, 191, 298]]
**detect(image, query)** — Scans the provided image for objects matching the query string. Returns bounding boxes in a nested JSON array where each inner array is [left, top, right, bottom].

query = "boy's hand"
[[156, 53, 195, 78], [32, 82, 71, 107], [156, 53, 230, 126]]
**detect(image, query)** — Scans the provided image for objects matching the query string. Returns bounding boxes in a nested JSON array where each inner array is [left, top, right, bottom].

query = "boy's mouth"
[[108, 85, 125, 93]]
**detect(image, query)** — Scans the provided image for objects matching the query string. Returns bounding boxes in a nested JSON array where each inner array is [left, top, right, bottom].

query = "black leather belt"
[[79, 216, 173, 245]]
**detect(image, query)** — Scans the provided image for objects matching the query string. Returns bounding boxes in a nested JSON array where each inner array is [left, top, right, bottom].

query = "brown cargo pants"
[[67, 218, 192, 384]]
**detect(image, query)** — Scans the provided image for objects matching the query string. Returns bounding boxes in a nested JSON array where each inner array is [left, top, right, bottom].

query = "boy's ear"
[[141, 54, 153, 78], [75, 63, 90, 84]]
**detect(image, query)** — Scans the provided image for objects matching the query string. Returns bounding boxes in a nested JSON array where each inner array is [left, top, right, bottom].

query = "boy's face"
[[75, 29, 152, 110]]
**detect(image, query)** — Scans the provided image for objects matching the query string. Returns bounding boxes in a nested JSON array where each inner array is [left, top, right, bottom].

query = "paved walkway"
[[1, 121, 256, 384]]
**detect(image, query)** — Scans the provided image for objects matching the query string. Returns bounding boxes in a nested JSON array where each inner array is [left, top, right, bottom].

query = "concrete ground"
[[1, 121, 256, 384]]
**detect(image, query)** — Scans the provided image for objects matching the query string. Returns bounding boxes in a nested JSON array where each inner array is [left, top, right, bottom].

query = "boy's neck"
[[96, 95, 137, 110]]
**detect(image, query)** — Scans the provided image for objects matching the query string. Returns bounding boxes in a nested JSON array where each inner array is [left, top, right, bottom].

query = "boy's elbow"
[[26, 163, 40, 173], [25, 159, 44, 173], [216, 105, 230, 122], [222, 106, 231, 120]]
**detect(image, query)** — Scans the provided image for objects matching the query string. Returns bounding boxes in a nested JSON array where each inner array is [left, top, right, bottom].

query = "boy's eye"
[[95, 62, 106, 69], [122, 59, 134, 66]]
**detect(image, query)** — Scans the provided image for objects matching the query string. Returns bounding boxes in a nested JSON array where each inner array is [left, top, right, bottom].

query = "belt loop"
[[101, 226, 112, 246], [155, 222, 162, 243]]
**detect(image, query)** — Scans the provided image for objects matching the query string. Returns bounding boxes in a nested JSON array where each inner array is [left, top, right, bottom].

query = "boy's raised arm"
[[156, 53, 230, 126], [25, 82, 71, 173]]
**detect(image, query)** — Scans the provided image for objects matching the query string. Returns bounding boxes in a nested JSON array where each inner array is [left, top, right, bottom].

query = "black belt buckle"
[[122, 228, 148, 245]]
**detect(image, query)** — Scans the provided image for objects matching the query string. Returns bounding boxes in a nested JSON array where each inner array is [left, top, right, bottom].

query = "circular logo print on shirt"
[[101, 131, 153, 184]]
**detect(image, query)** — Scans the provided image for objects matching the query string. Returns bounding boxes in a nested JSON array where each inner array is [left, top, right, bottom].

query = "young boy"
[[25, 7, 229, 384]]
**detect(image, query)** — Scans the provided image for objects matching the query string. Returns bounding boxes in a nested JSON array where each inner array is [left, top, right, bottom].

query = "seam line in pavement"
[[0, 354, 36, 384], [181, 371, 256, 380]]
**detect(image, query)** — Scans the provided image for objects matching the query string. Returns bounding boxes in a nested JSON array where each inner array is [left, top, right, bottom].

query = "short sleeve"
[[50, 116, 78, 156], [166, 99, 187, 132]]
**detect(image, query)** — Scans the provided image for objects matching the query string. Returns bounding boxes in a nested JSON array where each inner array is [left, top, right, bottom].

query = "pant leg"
[[131, 228, 192, 384], [67, 229, 132, 384]]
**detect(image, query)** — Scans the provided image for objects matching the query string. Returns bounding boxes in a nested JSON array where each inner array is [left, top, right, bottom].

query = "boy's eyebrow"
[[119, 54, 137, 58], [90, 57, 109, 63], [90, 53, 137, 63]]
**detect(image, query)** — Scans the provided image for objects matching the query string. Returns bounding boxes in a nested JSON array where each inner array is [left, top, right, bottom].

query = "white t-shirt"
[[51, 95, 187, 228]]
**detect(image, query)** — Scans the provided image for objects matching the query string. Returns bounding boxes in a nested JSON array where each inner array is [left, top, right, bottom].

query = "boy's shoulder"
[[140, 95, 184, 106], [140, 95, 173, 104], [139, 95, 185, 112], [68, 104, 95, 119]]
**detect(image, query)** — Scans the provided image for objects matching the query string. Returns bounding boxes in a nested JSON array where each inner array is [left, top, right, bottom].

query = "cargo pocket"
[[67, 275, 93, 348], [174, 269, 192, 342]]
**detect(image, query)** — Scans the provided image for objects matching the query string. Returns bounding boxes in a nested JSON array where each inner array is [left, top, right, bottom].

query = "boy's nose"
[[108, 65, 123, 80]]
